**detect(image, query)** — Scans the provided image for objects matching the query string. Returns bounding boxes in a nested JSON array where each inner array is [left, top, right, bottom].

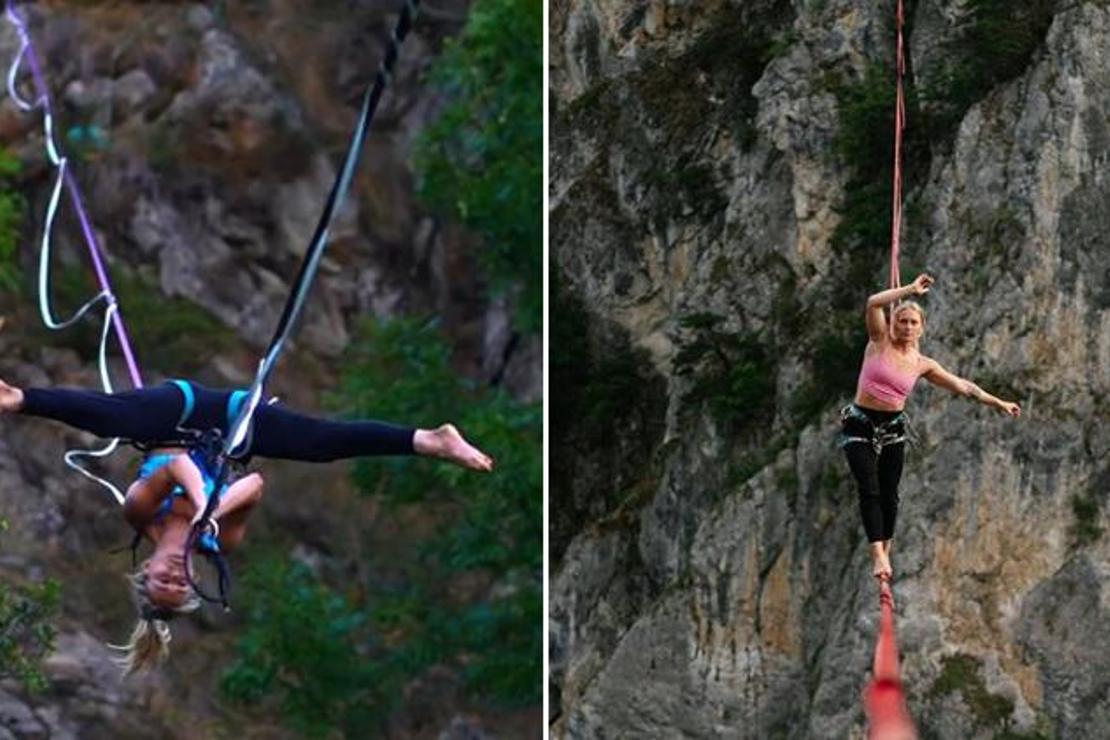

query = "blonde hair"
[[108, 560, 200, 676]]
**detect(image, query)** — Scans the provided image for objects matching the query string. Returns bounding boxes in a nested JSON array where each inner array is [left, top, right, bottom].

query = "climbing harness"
[[839, 404, 908, 457]]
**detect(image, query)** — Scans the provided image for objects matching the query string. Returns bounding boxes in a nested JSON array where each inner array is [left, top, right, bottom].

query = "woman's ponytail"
[[110, 617, 171, 675], [108, 561, 199, 675]]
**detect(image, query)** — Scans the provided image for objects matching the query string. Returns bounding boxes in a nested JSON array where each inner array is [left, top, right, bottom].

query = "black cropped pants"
[[20, 382, 415, 462], [841, 406, 905, 543]]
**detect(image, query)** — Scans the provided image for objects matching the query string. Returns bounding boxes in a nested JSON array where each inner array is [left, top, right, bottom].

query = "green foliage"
[[643, 160, 726, 225], [992, 721, 1054, 740], [930, 653, 1015, 728], [550, 272, 660, 446], [834, 64, 897, 182], [1070, 493, 1103, 546], [36, 265, 236, 374], [549, 273, 666, 561], [919, 0, 1056, 144], [790, 311, 866, 421], [674, 313, 776, 434], [763, 29, 800, 62], [0, 149, 25, 292], [0, 520, 61, 693], [335, 316, 540, 563], [339, 317, 540, 701], [227, 317, 540, 733], [112, 269, 238, 373], [827, 65, 907, 346], [222, 558, 390, 738], [414, 0, 542, 332]]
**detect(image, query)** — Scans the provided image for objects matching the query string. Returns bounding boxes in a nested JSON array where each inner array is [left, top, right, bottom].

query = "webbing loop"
[[5, 0, 145, 509]]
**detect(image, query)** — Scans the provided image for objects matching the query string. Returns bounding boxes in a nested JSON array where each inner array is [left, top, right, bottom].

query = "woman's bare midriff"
[[854, 389, 905, 413]]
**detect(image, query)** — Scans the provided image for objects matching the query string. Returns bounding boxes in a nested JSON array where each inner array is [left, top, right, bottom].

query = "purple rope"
[[8, 0, 143, 388]]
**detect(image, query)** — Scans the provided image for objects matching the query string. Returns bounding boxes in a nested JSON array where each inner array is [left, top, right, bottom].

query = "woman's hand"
[[997, 400, 1021, 417], [910, 273, 934, 295]]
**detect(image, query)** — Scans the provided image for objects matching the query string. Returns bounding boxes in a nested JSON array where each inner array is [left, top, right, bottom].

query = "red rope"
[[889, 0, 906, 290], [864, 580, 917, 738]]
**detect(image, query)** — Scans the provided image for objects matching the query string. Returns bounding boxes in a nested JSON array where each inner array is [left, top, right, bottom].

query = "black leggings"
[[842, 407, 905, 543], [21, 383, 415, 462]]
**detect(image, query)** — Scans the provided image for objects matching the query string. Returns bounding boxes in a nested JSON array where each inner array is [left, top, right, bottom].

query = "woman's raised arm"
[[864, 274, 933, 342]]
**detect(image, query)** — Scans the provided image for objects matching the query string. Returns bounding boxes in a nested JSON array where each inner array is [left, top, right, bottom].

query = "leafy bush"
[[222, 558, 387, 738], [834, 64, 898, 182], [790, 313, 867, 422], [34, 265, 237, 374], [920, 0, 1056, 144], [929, 653, 1015, 728], [225, 317, 541, 734], [414, 0, 542, 332], [1071, 493, 1103, 547], [0, 149, 25, 292], [549, 273, 667, 561], [342, 318, 541, 702], [0, 521, 60, 693], [674, 313, 776, 433]]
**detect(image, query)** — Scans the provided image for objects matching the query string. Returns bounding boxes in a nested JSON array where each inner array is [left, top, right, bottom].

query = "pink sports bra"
[[857, 350, 921, 406]]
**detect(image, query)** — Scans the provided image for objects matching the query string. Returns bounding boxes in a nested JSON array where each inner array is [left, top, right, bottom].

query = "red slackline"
[[865, 3, 917, 737], [863, 580, 917, 739]]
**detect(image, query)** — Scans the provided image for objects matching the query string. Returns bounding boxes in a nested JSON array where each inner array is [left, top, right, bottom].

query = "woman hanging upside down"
[[0, 377, 494, 673], [842, 273, 1020, 581]]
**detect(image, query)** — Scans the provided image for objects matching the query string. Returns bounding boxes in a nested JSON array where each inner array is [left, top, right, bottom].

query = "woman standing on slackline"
[[843, 273, 1021, 580]]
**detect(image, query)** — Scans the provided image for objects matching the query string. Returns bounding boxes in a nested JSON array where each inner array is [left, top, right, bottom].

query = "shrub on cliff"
[[222, 317, 541, 733], [414, 0, 542, 333]]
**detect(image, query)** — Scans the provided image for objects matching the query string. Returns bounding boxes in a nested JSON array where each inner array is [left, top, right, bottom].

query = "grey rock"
[[111, 69, 157, 117], [0, 688, 44, 738], [185, 4, 214, 32]]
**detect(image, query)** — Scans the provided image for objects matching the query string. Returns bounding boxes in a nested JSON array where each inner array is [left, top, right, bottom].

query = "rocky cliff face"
[[0, 1, 538, 737], [551, 0, 1110, 737]]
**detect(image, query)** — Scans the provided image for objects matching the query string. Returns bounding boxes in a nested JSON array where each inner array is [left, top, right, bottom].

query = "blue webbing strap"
[[226, 390, 247, 432], [170, 379, 196, 429]]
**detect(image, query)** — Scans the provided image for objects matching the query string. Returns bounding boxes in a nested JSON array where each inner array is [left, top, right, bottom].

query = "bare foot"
[[0, 379, 24, 413], [870, 543, 893, 580], [878, 552, 893, 581], [414, 424, 494, 472]]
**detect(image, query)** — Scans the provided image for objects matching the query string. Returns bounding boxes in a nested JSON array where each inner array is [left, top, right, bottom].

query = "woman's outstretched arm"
[[921, 359, 1021, 417], [864, 274, 934, 341]]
